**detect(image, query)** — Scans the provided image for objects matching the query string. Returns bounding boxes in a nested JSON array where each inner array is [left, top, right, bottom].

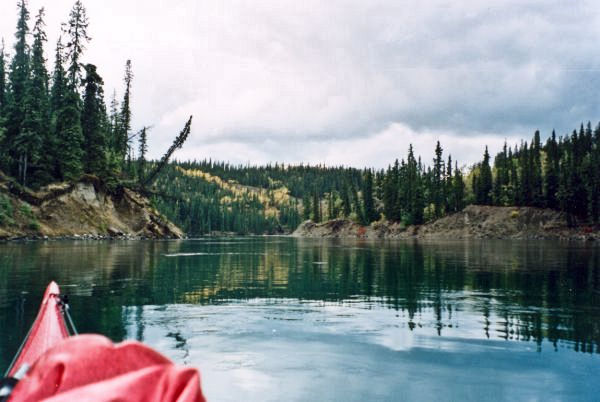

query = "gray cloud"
[[1, 0, 598, 168]]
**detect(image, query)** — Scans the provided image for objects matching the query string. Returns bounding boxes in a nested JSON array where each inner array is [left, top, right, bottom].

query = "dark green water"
[[0, 238, 599, 401]]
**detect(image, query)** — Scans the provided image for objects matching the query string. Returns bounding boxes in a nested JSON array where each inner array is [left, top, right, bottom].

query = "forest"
[[0, 1, 143, 188], [1, 1, 599, 236]]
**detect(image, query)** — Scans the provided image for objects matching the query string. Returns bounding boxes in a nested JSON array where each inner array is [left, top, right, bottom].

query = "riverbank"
[[0, 172, 182, 241], [293, 205, 598, 241]]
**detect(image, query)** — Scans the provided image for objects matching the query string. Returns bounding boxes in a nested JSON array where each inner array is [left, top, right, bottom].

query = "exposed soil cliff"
[[293, 205, 598, 241], [0, 173, 183, 240]]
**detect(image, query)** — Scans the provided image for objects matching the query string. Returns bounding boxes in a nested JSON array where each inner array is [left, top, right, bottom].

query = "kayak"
[[5, 282, 70, 378], [2, 282, 206, 401]]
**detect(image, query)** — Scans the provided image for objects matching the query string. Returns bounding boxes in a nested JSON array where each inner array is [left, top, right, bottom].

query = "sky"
[[1, 0, 599, 169]]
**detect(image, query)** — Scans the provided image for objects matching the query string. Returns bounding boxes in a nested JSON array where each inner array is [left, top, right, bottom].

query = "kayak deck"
[[7, 281, 70, 377]]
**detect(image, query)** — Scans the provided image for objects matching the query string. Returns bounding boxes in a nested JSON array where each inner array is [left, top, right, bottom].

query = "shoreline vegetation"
[[0, 1, 599, 241]]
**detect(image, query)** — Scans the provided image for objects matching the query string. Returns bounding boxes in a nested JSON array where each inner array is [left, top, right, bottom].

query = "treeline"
[[176, 159, 364, 199], [0, 1, 141, 188], [474, 123, 600, 224], [161, 121, 600, 235]]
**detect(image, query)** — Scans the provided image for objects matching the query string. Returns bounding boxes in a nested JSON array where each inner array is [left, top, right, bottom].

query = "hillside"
[[151, 164, 304, 235], [0, 172, 182, 240], [293, 205, 598, 241]]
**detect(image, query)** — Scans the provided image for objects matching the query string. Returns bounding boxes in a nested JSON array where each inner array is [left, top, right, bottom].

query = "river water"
[[0, 238, 598, 401]]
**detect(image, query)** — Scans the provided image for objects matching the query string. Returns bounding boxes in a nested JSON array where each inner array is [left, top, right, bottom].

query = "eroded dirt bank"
[[293, 205, 598, 241], [0, 173, 182, 240]]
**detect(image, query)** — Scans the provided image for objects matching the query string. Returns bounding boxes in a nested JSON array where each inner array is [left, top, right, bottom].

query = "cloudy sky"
[[1, 0, 599, 168]]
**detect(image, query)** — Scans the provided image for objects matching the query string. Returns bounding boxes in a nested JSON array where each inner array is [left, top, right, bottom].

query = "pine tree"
[[4, 0, 30, 178], [362, 169, 379, 223], [48, 38, 68, 179], [530, 130, 543, 206], [21, 8, 52, 186], [453, 161, 465, 212], [312, 190, 321, 223], [138, 126, 148, 181], [341, 182, 351, 217], [118, 60, 133, 162], [445, 154, 453, 212], [81, 63, 107, 175], [544, 130, 559, 209], [432, 141, 444, 217], [0, 39, 6, 113], [477, 146, 493, 204], [302, 193, 311, 220], [56, 87, 84, 180], [64, 0, 91, 87]]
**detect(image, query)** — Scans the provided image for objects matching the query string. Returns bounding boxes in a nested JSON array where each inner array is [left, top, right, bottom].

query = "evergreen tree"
[[302, 193, 311, 220], [81, 63, 107, 175], [452, 161, 465, 212], [56, 87, 84, 180], [0, 39, 6, 113], [311, 190, 321, 223], [138, 126, 148, 181], [530, 130, 543, 206], [445, 154, 453, 211], [432, 141, 444, 217], [362, 169, 378, 223], [22, 8, 51, 185], [48, 38, 68, 179], [341, 182, 351, 217], [477, 146, 493, 204], [64, 0, 91, 87], [4, 0, 30, 177], [544, 130, 559, 209], [117, 60, 133, 161], [108, 90, 119, 148]]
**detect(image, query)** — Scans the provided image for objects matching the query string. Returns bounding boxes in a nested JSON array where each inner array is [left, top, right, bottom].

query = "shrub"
[[28, 219, 40, 231], [19, 202, 34, 218]]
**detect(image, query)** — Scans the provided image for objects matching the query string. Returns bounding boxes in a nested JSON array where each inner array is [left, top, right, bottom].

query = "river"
[[0, 238, 598, 401]]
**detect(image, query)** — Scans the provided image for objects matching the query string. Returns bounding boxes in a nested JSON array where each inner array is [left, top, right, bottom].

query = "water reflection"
[[1, 238, 599, 373]]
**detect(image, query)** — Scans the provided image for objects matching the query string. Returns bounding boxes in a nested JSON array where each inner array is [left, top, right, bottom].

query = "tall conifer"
[[81, 63, 107, 175]]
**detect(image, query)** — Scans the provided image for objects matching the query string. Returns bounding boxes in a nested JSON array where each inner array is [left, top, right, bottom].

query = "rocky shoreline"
[[292, 205, 599, 242]]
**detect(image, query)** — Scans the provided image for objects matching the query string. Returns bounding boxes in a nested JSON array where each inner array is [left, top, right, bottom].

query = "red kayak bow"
[[3, 282, 205, 402], [6, 282, 70, 378]]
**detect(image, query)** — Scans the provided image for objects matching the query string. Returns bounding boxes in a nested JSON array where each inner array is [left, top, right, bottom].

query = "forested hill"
[[150, 161, 364, 235], [154, 121, 600, 236]]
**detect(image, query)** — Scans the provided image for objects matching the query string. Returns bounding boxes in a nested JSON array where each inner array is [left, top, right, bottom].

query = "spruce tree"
[[544, 130, 559, 209], [23, 8, 51, 185], [453, 161, 465, 212], [341, 182, 351, 217], [4, 0, 30, 178], [48, 38, 68, 179], [56, 87, 84, 181], [118, 60, 133, 162], [432, 141, 444, 217], [530, 130, 543, 206], [138, 126, 148, 181], [302, 193, 311, 220], [477, 146, 493, 204], [312, 190, 321, 222], [362, 169, 379, 223], [445, 154, 453, 212], [64, 0, 91, 87], [81, 63, 107, 175], [0, 39, 6, 113]]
